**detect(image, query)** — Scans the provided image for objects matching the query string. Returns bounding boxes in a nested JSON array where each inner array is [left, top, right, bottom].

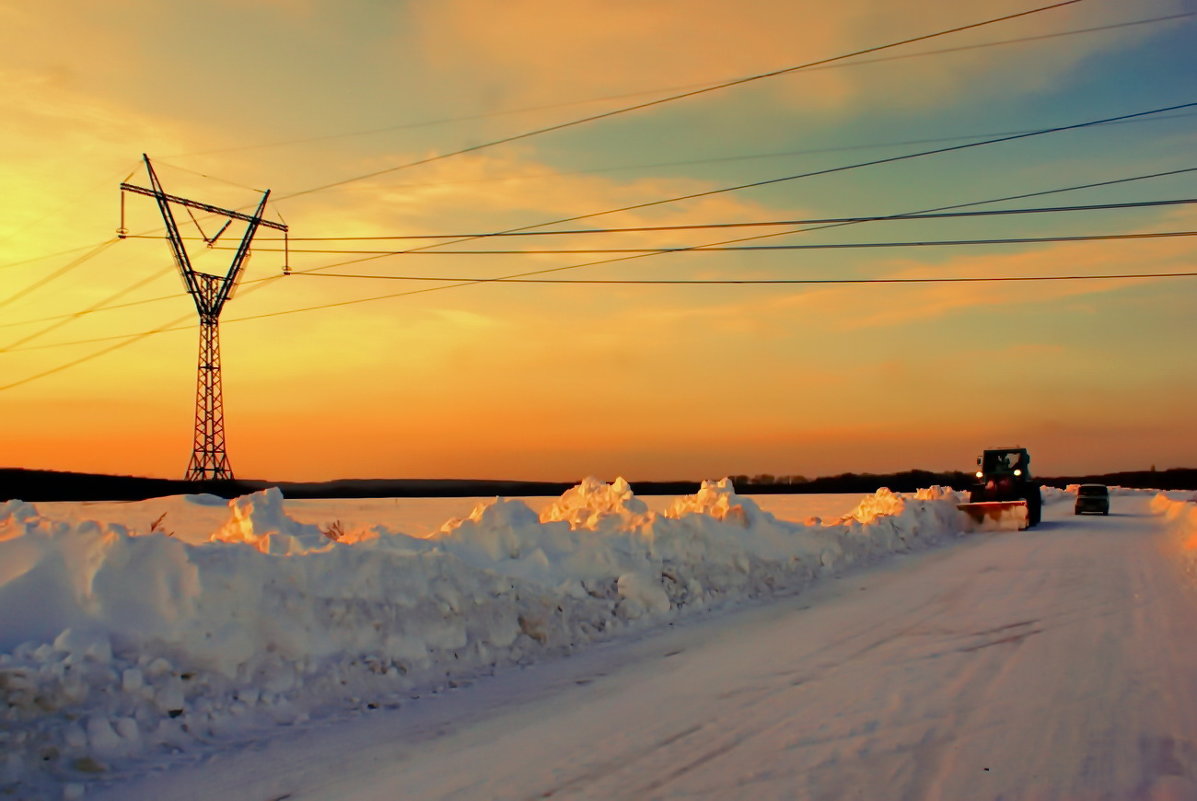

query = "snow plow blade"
[[957, 500, 1029, 531]]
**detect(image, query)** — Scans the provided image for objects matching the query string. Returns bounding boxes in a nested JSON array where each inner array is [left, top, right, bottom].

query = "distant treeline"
[[3, 466, 1195, 503], [730, 468, 1197, 494]]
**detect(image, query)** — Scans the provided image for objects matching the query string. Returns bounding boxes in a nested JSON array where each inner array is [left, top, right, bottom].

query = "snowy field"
[[2, 480, 1191, 800]]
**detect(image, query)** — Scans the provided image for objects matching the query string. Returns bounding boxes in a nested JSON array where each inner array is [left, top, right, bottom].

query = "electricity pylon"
[[120, 155, 288, 481]]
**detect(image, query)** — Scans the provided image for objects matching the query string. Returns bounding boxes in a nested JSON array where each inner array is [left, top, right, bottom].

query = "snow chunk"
[[616, 572, 671, 618], [0, 499, 42, 542], [209, 488, 331, 555], [540, 476, 649, 530], [665, 478, 770, 527]]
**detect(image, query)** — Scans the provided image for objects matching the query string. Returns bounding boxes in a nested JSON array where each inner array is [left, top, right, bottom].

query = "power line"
[[0, 239, 119, 311], [165, 11, 1187, 162], [8, 2, 1165, 335], [0, 314, 192, 391], [211, 221, 1197, 321], [0, 276, 278, 332], [282, 101, 1197, 279], [0, 240, 119, 272], [20, 163, 1197, 344], [278, 230, 1197, 261], [0, 276, 283, 367], [284, 271, 1197, 286], [416, 102, 1197, 246], [0, 229, 270, 350], [1, 268, 170, 352], [262, 164, 1197, 310], [0, 291, 181, 330], [251, 111, 1197, 207], [14, 243, 1192, 356], [7, 152, 1192, 385], [276, 0, 1088, 201], [216, 197, 1197, 243], [9, 167, 1192, 336], [27, 3, 1151, 305], [0, 162, 140, 250], [15, 2, 1181, 390], [10, 164, 1188, 354], [57, 100, 1133, 362]]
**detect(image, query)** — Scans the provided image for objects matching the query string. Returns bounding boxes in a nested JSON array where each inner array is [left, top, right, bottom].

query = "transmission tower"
[[120, 155, 288, 482]]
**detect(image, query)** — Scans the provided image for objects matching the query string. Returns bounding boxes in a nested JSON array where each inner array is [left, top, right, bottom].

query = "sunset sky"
[[2, 0, 1195, 483]]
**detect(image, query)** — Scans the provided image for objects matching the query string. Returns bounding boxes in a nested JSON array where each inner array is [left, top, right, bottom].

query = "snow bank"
[[1, 480, 973, 798], [1062, 484, 1157, 498], [1152, 492, 1197, 579]]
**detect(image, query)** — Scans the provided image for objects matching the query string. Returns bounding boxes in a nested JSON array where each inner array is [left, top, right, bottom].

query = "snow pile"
[[1042, 485, 1073, 504], [208, 487, 331, 554], [1152, 492, 1197, 578], [1, 480, 974, 798], [1062, 484, 1156, 498], [539, 476, 650, 530], [666, 477, 770, 525]]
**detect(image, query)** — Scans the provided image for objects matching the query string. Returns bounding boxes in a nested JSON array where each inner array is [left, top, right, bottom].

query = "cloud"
[[407, 0, 1185, 111], [267, 146, 804, 277]]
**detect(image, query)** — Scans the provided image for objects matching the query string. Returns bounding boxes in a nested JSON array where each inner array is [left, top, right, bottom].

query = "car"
[[1075, 484, 1110, 515]]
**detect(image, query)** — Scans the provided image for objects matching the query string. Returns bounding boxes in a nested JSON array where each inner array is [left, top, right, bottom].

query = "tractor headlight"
[[1013, 469, 1022, 477]]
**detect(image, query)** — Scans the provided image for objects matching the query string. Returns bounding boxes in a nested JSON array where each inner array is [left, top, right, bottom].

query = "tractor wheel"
[[1026, 490, 1043, 527]]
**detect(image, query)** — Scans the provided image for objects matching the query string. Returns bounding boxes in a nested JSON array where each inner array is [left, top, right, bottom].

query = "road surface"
[[101, 495, 1197, 801]]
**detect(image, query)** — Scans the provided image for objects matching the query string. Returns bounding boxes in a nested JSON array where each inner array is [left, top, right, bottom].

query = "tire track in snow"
[[526, 724, 705, 799]]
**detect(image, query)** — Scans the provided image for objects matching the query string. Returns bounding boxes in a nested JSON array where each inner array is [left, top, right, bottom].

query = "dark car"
[[1075, 484, 1110, 515]]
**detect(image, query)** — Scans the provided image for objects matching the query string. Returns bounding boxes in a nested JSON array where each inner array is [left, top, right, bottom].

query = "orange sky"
[[2, 0, 1195, 482]]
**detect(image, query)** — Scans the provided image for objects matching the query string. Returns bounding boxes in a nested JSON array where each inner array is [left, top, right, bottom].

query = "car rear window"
[[1078, 486, 1109, 497]]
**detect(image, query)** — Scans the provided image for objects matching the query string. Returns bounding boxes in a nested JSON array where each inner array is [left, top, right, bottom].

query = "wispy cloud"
[[408, 0, 1185, 110]]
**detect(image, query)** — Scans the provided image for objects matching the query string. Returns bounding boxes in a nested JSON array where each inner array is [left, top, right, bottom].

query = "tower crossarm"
[[118, 183, 288, 232]]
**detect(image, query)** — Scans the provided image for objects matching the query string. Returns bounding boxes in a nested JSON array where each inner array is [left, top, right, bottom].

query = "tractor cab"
[[979, 448, 1031, 479]]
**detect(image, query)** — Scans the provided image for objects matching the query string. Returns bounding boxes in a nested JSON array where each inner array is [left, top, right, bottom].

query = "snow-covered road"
[[101, 495, 1197, 801]]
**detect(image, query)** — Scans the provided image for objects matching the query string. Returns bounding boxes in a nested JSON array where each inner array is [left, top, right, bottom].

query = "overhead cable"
[[291, 271, 1197, 285], [251, 110, 1197, 206], [5, 162, 1191, 379], [278, 230, 1197, 262], [0, 276, 278, 332], [432, 102, 1197, 244], [276, 0, 1089, 201], [264, 163, 1197, 312], [9, 168, 1193, 335], [285, 101, 1197, 276], [168, 11, 1186, 161], [0, 239, 118, 311], [226, 197, 1197, 244]]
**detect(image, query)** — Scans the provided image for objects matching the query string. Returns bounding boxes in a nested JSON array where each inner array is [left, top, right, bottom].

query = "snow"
[[1152, 490, 1197, 577], [0, 480, 1178, 799], [90, 490, 1197, 801]]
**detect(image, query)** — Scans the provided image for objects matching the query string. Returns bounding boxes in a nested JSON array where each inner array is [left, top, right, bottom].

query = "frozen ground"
[[3, 481, 1192, 800]]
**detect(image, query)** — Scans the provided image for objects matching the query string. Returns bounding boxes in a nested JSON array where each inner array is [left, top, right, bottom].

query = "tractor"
[[958, 447, 1043, 530]]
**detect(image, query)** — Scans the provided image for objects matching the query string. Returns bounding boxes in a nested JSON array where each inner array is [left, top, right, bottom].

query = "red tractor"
[[958, 447, 1043, 530]]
